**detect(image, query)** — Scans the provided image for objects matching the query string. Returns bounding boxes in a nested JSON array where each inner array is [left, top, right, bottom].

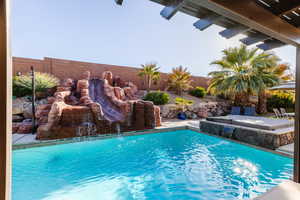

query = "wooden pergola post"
[[295, 47, 300, 183], [0, 0, 12, 200]]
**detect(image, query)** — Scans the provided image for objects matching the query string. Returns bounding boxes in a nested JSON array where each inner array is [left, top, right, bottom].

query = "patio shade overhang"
[[117, 0, 300, 50]]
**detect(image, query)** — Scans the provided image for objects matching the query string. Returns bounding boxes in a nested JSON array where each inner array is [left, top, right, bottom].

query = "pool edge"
[[12, 126, 293, 159]]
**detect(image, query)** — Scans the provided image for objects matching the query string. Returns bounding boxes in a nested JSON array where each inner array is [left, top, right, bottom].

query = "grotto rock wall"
[[36, 71, 161, 140]]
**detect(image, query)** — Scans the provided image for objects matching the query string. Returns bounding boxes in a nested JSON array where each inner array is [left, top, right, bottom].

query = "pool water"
[[13, 130, 293, 200]]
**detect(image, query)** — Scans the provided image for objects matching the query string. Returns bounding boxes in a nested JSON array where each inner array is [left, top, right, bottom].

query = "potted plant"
[[175, 97, 194, 120]]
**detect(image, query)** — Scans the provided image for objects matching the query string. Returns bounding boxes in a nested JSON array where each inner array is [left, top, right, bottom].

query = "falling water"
[[116, 123, 121, 135], [77, 113, 97, 136]]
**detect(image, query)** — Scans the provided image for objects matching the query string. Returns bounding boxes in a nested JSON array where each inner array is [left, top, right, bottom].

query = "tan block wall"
[[13, 57, 210, 90]]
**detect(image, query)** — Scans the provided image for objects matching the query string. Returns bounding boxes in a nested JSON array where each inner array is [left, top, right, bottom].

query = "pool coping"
[[12, 126, 293, 159]]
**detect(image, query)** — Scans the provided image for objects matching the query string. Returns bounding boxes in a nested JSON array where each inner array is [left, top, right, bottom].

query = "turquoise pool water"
[[13, 130, 292, 200]]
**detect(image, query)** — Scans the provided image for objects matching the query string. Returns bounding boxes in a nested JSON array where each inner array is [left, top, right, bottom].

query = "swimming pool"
[[13, 129, 292, 200]]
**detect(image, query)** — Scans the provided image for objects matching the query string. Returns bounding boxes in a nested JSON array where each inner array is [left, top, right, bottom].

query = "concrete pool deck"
[[253, 180, 300, 200]]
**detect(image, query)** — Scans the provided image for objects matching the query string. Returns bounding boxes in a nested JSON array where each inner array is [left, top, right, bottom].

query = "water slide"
[[89, 79, 124, 122]]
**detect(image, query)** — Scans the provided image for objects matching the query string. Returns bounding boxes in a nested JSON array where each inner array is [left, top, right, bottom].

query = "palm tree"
[[208, 45, 283, 108], [257, 63, 292, 113], [138, 63, 160, 92], [167, 66, 193, 95]]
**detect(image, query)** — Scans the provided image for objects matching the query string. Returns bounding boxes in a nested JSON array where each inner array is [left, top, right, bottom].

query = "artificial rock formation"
[[36, 71, 161, 140]]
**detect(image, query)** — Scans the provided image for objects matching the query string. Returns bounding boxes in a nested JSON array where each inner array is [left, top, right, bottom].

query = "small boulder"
[[12, 115, 24, 122], [102, 71, 113, 86], [17, 122, 33, 134]]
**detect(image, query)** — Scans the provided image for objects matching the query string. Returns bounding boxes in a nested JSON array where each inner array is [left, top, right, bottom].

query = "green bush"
[[267, 92, 295, 112], [13, 72, 60, 97], [143, 91, 170, 105], [175, 97, 194, 112], [189, 87, 207, 98]]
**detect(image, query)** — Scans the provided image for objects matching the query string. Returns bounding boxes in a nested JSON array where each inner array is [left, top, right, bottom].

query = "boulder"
[[144, 101, 155, 128], [12, 97, 30, 115], [12, 122, 21, 133], [80, 96, 91, 104], [17, 122, 33, 134], [102, 71, 113, 86], [81, 89, 89, 97], [154, 106, 161, 126], [76, 80, 89, 92], [56, 86, 71, 92], [12, 115, 24, 122], [186, 111, 197, 119], [114, 87, 125, 100], [23, 98, 49, 119], [113, 76, 125, 87], [127, 82, 138, 94], [123, 87, 135, 100], [161, 104, 178, 119], [38, 117, 48, 125], [65, 95, 79, 105], [82, 71, 91, 80], [133, 101, 145, 130], [22, 103, 34, 119], [90, 103, 104, 121], [63, 78, 74, 87]]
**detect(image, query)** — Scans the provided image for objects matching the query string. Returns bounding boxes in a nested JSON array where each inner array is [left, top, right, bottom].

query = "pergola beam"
[[189, 0, 300, 47], [160, 0, 185, 20], [257, 39, 285, 51], [240, 32, 270, 45], [193, 13, 222, 31], [115, 0, 123, 5], [279, 5, 300, 17], [219, 24, 250, 39], [256, 0, 300, 16]]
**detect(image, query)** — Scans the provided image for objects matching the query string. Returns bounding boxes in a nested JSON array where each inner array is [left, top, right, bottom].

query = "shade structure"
[[116, 0, 300, 50]]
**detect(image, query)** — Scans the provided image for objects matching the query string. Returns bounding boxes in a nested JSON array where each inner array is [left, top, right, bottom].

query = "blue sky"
[[12, 0, 296, 76]]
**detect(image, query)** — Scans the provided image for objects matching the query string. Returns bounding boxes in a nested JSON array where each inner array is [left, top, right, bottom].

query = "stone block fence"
[[13, 57, 210, 91]]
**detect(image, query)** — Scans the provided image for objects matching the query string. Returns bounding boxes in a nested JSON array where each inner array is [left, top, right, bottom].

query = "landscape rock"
[[77, 80, 89, 92], [113, 75, 125, 87], [12, 115, 24, 122], [12, 97, 30, 115], [114, 87, 125, 100], [161, 104, 178, 119], [12, 122, 21, 133], [63, 78, 74, 87], [102, 71, 113, 86], [17, 122, 33, 134], [154, 106, 161, 126], [82, 71, 90, 80], [161, 101, 230, 119]]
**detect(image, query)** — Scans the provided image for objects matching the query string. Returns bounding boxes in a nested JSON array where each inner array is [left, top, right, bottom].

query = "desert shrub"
[[189, 87, 206, 98], [13, 72, 60, 97], [143, 91, 170, 105], [267, 92, 295, 112], [175, 97, 194, 112]]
